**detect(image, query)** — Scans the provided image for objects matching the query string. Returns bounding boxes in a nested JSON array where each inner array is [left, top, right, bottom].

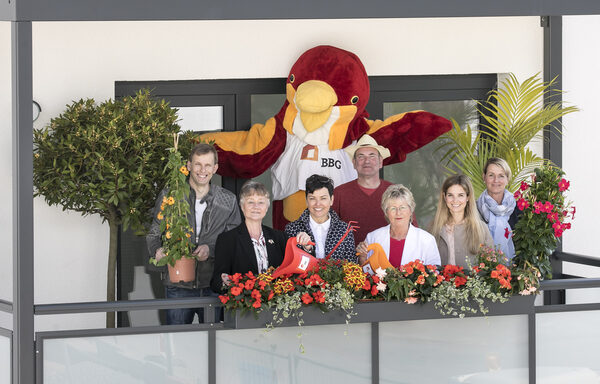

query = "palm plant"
[[437, 73, 578, 195]]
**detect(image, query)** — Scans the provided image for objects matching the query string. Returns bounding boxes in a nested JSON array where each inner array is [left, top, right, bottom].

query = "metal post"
[[542, 15, 566, 306], [12, 21, 35, 384], [528, 313, 536, 384]]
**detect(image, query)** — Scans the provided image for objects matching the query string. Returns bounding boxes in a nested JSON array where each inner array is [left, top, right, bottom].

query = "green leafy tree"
[[33, 89, 180, 328], [438, 73, 579, 195]]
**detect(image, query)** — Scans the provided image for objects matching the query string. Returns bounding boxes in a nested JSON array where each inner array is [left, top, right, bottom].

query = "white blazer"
[[364, 224, 441, 266]]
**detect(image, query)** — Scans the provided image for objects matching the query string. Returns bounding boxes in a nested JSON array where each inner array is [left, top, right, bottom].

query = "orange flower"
[[179, 165, 189, 176], [252, 299, 262, 309], [165, 231, 172, 239], [230, 286, 242, 296], [219, 295, 230, 304], [416, 275, 425, 285], [301, 293, 314, 304], [185, 233, 191, 238], [157, 212, 163, 220], [166, 196, 175, 205]]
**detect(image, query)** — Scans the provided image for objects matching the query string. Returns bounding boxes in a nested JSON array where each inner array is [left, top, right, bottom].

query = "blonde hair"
[[483, 157, 511, 182], [381, 184, 415, 223], [431, 175, 488, 254]]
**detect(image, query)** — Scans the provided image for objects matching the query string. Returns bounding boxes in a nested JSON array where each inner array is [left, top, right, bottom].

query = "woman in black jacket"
[[211, 181, 287, 293]]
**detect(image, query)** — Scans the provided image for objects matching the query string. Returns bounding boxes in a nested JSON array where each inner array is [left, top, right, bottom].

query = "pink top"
[[389, 238, 406, 267]]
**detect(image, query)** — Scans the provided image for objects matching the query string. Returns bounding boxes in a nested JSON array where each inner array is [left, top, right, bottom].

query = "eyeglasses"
[[386, 205, 410, 213]]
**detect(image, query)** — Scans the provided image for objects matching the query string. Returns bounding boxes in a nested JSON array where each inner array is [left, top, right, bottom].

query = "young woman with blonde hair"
[[431, 175, 493, 267]]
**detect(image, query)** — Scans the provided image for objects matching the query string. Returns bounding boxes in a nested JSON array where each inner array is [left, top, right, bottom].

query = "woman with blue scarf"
[[476, 158, 519, 262]]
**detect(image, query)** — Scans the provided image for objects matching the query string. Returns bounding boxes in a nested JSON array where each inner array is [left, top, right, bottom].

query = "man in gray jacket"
[[147, 143, 241, 324]]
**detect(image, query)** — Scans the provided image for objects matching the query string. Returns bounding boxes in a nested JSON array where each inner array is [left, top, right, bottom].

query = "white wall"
[[562, 15, 600, 301], [0, 17, 544, 330]]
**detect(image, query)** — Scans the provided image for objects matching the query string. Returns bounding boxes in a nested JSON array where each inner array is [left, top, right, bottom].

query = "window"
[[114, 74, 496, 326]]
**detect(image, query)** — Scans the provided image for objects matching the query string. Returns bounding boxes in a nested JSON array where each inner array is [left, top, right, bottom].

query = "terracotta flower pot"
[[168, 257, 196, 283]]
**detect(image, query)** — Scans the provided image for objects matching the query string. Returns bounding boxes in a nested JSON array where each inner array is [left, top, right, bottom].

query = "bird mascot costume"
[[200, 45, 452, 229]]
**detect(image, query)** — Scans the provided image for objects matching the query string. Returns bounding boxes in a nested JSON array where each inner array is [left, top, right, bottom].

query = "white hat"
[[344, 134, 391, 160]]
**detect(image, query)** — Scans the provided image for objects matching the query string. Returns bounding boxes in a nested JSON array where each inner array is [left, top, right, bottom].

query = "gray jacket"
[[146, 182, 241, 289]]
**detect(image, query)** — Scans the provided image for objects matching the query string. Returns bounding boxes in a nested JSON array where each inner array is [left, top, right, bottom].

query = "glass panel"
[[379, 315, 528, 383], [537, 310, 600, 381], [0, 332, 10, 384], [216, 323, 371, 384], [0, 21, 12, 302], [44, 331, 208, 384], [250, 94, 286, 227], [0, 312, 11, 332], [383, 101, 478, 228], [176, 106, 223, 132]]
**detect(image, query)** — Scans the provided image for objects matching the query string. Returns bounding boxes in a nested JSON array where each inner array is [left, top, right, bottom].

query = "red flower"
[[370, 285, 379, 296], [542, 201, 554, 213], [312, 291, 325, 303], [251, 289, 261, 300], [219, 295, 230, 304], [252, 299, 262, 309], [230, 286, 243, 296], [372, 275, 380, 284], [244, 279, 255, 290], [491, 270, 499, 279], [517, 198, 530, 211], [546, 212, 559, 222], [301, 293, 314, 304], [231, 273, 242, 284], [513, 190, 521, 199], [454, 276, 467, 287], [533, 202, 543, 214], [520, 181, 530, 191], [245, 271, 255, 279], [504, 227, 510, 239], [416, 275, 425, 285], [571, 206, 576, 219], [267, 291, 274, 301], [558, 178, 570, 192], [362, 279, 371, 290], [258, 280, 267, 290]]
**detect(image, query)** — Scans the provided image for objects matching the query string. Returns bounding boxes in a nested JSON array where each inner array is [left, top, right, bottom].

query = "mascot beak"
[[295, 80, 338, 132]]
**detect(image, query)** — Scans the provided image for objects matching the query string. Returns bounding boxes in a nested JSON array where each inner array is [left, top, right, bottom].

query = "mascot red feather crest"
[[200, 45, 452, 228]]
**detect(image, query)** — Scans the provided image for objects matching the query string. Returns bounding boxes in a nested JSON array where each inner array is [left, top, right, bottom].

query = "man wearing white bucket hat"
[[332, 134, 392, 245]]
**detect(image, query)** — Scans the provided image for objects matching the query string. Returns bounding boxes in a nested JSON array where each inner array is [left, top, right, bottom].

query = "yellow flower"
[[185, 233, 191, 238], [157, 212, 163, 220], [160, 203, 165, 211], [162, 196, 168, 204], [166, 223, 170, 229], [34, 153, 40, 159], [167, 197, 175, 205], [165, 231, 172, 239], [180, 165, 189, 176]]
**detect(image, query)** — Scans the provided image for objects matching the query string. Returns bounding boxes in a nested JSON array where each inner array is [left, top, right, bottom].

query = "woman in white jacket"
[[357, 184, 441, 267]]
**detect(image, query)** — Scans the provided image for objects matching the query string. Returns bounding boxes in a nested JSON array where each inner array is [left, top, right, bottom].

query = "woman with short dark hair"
[[285, 174, 357, 262]]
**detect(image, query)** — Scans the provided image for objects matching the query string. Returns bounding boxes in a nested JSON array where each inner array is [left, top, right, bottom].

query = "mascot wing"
[[365, 111, 452, 165], [199, 116, 287, 178]]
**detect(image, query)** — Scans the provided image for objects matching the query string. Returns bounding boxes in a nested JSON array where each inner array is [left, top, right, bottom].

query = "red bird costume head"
[[278, 45, 372, 150]]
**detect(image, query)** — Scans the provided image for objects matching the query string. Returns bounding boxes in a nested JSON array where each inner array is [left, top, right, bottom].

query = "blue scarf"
[[476, 189, 516, 261]]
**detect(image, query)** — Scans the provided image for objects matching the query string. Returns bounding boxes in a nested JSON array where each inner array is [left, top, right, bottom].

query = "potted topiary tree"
[[33, 89, 180, 328]]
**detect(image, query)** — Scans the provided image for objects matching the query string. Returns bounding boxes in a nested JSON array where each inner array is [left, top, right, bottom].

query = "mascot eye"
[[351, 96, 359, 104], [289, 74, 295, 83]]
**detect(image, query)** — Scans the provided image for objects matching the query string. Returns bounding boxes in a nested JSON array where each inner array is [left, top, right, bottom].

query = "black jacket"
[[211, 223, 287, 293]]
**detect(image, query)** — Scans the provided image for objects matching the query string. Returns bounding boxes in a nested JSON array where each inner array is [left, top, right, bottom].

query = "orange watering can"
[[361, 243, 392, 275], [271, 237, 319, 279]]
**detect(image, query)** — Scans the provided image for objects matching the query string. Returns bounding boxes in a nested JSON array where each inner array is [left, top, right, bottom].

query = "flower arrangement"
[[149, 134, 194, 267], [379, 260, 443, 304], [512, 166, 575, 278], [431, 246, 511, 318]]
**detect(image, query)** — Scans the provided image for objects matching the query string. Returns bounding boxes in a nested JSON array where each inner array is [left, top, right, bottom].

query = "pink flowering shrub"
[[512, 166, 574, 278]]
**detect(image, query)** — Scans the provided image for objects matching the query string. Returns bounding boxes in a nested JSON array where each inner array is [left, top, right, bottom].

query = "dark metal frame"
[[3, 0, 600, 22], [5, 1, 600, 383]]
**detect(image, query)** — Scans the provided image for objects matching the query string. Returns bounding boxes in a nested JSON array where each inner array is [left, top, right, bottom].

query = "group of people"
[[146, 135, 520, 325]]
